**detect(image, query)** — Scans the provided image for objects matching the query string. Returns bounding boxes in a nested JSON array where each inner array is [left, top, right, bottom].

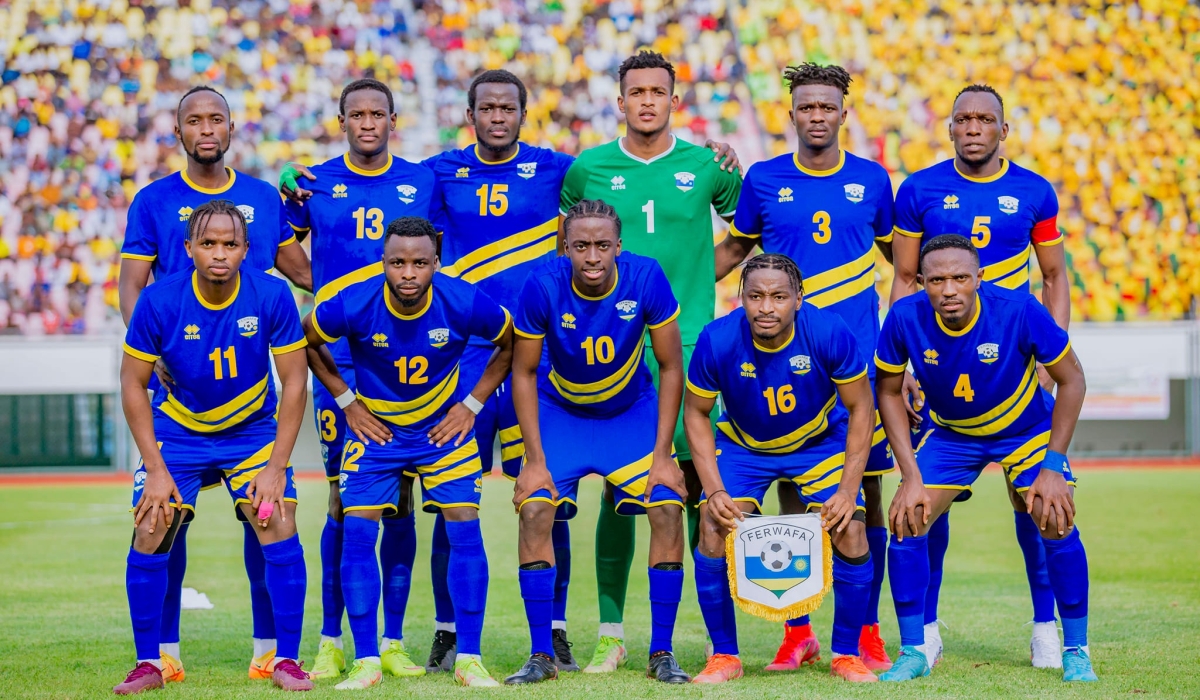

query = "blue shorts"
[[460, 344, 522, 479], [338, 428, 484, 515], [131, 419, 298, 521], [702, 426, 865, 513], [914, 418, 1075, 494], [521, 392, 683, 520], [313, 367, 357, 480]]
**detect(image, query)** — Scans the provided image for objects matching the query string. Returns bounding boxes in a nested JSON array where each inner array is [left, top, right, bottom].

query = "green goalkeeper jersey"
[[559, 136, 743, 345]]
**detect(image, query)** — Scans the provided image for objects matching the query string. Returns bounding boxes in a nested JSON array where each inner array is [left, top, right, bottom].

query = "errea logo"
[[923, 349, 939, 365], [371, 333, 389, 348], [777, 187, 794, 203], [178, 206, 193, 221], [184, 324, 201, 340], [397, 185, 418, 203], [943, 195, 960, 210], [610, 176, 626, 191], [456, 167, 470, 178], [844, 183, 865, 203], [429, 328, 450, 348], [740, 362, 756, 378], [561, 313, 576, 330], [615, 300, 638, 320], [518, 163, 537, 179], [333, 183, 349, 198]]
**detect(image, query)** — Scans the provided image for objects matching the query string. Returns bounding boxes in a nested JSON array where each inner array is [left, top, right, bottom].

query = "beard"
[[958, 143, 998, 168], [188, 144, 225, 165]]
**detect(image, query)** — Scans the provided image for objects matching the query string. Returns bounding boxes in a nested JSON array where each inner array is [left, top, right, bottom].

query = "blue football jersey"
[[875, 283, 1072, 438], [425, 144, 573, 347], [311, 272, 511, 435], [122, 168, 296, 277], [731, 150, 893, 374], [689, 305, 867, 454], [514, 253, 680, 417], [893, 159, 1061, 290], [285, 153, 438, 365], [123, 269, 307, 434]]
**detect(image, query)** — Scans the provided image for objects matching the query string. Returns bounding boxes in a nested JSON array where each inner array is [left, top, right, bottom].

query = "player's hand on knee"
[[134, 470, 182, 534], [513, 458, 556, 513], [153, 359, 176, 390], [346, 401, 392, 446], [279, 162, 315, 201], [428, 402, 474, 448], [247, 465, 289, 527], [821, 489, 857, 534], [889, 478, 930, 541], [1026, 469, 1075, 535], [704, 139, 742, 174], [645, 450, 687, 504], [706, 490, 743, 531], [901, 371, 923, 429]]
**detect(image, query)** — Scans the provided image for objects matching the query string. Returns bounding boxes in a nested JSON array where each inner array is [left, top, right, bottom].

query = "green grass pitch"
[[2, 468, 1198, 699]]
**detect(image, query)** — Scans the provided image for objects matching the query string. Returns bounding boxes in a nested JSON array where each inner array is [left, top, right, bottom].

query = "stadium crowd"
[[0, 0, 1196, 333]]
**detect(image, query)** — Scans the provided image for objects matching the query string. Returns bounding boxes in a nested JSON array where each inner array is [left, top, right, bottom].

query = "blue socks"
[[380, 513, 417, 640], [519, 566, 556, 657], [261, 535, 306, 660], [127, 549, 170, 660], [552, 520, 571, 625], [925, 513, 950, 624], [319, 515, 344, 638], [648, 565, 683, 655], [243, 521, 276, 641], [831, 554, 873, 656], [1042, 528, 1089, 648], [446, 520, 489, 655], [342, 516, 382, 658], [887, 533, 930, 647], [431, 513, 455, 626], [160, 523, 188, 646], [786, 615, 810, 627], [865, 526, 888, 626], [693, 551, 738, 655], [1015, 511, 1058, 623]]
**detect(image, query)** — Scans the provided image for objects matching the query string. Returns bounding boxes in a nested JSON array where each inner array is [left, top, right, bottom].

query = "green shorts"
[[644, 342, 717, 462]]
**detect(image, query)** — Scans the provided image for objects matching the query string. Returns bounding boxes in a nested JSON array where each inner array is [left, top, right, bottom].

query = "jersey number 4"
[[954, 373, 975, 402]]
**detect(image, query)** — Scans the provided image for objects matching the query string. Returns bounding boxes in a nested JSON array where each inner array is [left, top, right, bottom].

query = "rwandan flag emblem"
[[745, 538, 811, 597]]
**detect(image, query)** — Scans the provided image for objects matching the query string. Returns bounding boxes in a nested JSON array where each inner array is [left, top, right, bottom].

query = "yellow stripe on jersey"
[[549, 336, 645, 405], [357, 365, 460, 427], [271, 338, 308, 355], [441, 218, 558, 284], [499, 425, 523, 443], [159, 375, 270, 433], [893, 226, 922, 239], [795, 453, 846, 497], [418, 442, 482, 488], [606, 452, 656, 497], [314, 262, 384, 304], [123, 343, 160, 363], [803, 248, 876, 309], [999, 430, 1051, 484], [931, 359, 1039, 436], [874, 355, 908, 374], [982, 247, 1031, 290], [224, 442, 277, 490], [728, 221, 760, 239], [492, 308, 512, 343], [120, 252, 157, 261], [686, 378, 719, 399], [717, 394, 837, 454]]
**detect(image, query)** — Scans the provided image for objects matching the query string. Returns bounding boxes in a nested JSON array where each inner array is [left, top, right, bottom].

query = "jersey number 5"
[[971, 216, 991, 248], [476, 184, 509, 216]]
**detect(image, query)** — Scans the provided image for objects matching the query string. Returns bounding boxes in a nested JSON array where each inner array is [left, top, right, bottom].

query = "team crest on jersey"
[[560, 313, 576, 329], [397, 185, 418, 203], [977, 343, 1000, 364], [333, 183, 349, 198], [178, 206, 194, 221], [610, 176, 626, 190], [777, 187, 794, 203], [428, 328, 450, 348], [789, 355, 812, 376], [372, 333, 389, 348], [923, 349, 939, 365], [338, 472, 348, 492], [674, 172, 695, 192], [998, 196, 1019, 215], [456, 167, 470, 178], [237, 316, 259, 337], [134, 469, 146, 491], [615, 300, 638, 320], [518, 163, 537, 179], [943, 195, 960, 210], [844, 183, 865, 203], [740, 362, 757, 378], [236, 204, 255, 224], [184, 324, 201, 340]]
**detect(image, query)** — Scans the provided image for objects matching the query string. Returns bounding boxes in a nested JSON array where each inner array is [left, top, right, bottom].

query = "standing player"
[[684, 254, 879, 684], [714, 63, 909, 671], [279, 79, 439, 680], [558, 51, 742, 672], [506, 200, 689, 685], [889, 85, 1070, 667], [117, 86, 312, 683], [301, 217, 512, 689], [875, 234, 1095, 683], [114, 201, 311, 693]]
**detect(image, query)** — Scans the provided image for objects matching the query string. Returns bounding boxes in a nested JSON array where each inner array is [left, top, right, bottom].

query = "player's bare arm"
[[429, 321, 514, 449], [889, 234, 922, 304], [713, 232, 757, 282], [876, 368, 929, 540], [511, 333, 557, 511], [245, 346, 308, 530], [682, 389, 741, 531], [119, 259, 176, 389], [875, 237, 894, 265], [1026, 348, 1086, 535], [120, 352, 182, 537], [301, 314, 392, 446], [644, 319, 687, 504], [1034, 241, 1071, 330], [825, 374, 873, 534], [273, 241, 313, 293]]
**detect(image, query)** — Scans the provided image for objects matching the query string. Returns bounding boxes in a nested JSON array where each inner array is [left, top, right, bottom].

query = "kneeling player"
[[684, 254, 879, 684], [875, 234, 1095, 683], [115, 200, 311, 693], [303, 217, 513, 689], [507, 199, 690, 685]]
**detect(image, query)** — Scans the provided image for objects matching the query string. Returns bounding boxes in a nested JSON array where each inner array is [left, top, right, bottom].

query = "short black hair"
[[340, 78, 394, 116], [740, 253, 804, 295], [384, 216, 438, 252], [919, 234, 980, 273], [468, 70, 527, 111], [618, 51, 676, 93], [563, 199, 621, 239], [177, 85, 229, 122], [187, 199, 247, 242], [783, 63, 852, 96], [954, 84, 1004, 118]]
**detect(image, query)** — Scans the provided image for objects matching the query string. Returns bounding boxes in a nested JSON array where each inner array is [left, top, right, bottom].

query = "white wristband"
[[335, 389, 356, 410], [462, 394, 485, 415]]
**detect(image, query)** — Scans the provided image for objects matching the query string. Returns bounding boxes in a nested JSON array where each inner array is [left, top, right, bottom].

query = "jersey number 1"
[[581, 336, 615, 365], [476, 184, 509, 216], [642, 200, 655, 234], [209, 346, 238, 380], [353, 207, 384, 239], [394, 356, 429, 384]]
